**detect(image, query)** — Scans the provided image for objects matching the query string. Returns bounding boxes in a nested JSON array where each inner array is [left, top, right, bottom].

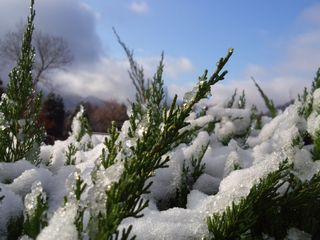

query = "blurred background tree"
[[0, 23, 73, 90], [63, 100, 128, 138], [40, 92, 65, 144], [88, 100, 128, 131]]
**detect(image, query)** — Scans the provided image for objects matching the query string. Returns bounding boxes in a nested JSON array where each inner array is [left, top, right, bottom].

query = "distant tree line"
[[40, 93, 128, 144], [0, 84, 127, 144]]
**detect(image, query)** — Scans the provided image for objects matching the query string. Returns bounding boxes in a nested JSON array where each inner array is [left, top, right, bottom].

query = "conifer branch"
[[238, 90, 246, 109], [0, 0, 44, 163], [226, 89, 237, 108], [100, 121, 122, 169], [89, 48, 233, 239], [207, 160, 292, 239], [252, 77, 277, 118], [311, 67, 320, 93]]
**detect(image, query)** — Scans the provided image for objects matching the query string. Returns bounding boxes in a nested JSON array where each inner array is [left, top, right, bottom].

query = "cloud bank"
[[129, 2, 149, 14], [1, 1, 320, 112], [202, 3, 320, 111], [53, 56, 195, 102], [0, 0, 194, 105], [0, 0, 103, 66]]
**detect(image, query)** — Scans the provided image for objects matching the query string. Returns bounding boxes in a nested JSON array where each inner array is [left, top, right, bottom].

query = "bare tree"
[[0, 24, 73, 88]]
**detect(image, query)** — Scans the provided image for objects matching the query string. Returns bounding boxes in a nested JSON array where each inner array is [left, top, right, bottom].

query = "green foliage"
[[65, 143, 77, 165], [74, 173, 87, 238], [207, 158, 320, 239], [23, 192, 48, 238], [238, 90, 246, 109], [63, 172, 87, 238], [74, 173, 87, 202], [250, 104, 262, 130], [204, 120, 218, 135], [6, 214, 24, 240], [311, 67, 320, 93], [298, 68, 320, 159], [281, 171, 320, 237], [74, 105, 92, 142], [6, 2, 320, 239], [312, 130, 320, 160], [207, 160, 292, 239], [112, 225, 136, 240], [298, 87, 309, 103], [252, 77, 278, 118], [221, 135, 232, 146], [0, 0, 44, 163], [87, 43, 233, 238], [100, 121, 121, 169], [298, 87, 313, 118], [170, 144, 208, 209], [255, 115, 262, 130], [114, 27, 166, 126], [226, 89, 237, 108], [291, 134, 303, 149], [298, 68, 320, 118]]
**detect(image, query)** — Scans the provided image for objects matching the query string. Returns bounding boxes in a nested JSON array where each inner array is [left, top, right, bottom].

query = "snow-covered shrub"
[[3, 1, 320, 239]]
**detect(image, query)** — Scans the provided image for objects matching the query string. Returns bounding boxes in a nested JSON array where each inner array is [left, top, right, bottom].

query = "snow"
[[37, 202, 78, 240], [312, 88, 320, 113], [186, 189, 208, 210], [286, 228, 311, 240], [193, 174, 220, 194], [1, 93, 320, 239], [0, 186, 23, 236], [292, 148, 320, 181], [24, 181, 46, 217], [247, 104, 305, 149], [0, 160, 34, 183], [207, 107, 251, 136], [307, 111, 320, 137], [198, 152, 285, 219], [8, 168, 52, 197], [70, 105, 85, 140], [119, 208, 209, 240]]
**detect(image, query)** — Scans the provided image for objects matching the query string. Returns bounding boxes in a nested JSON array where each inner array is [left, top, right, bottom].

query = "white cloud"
[[168, 74, 306, 112], [196, 3, 320, 111], [129, 2, 149, 14], [208, 76, 306, 111], [300, 3, 320, 26], [138, 56, 194, 80], [53, 55, 195, 103], [54, 58, 132, 102], [0, 0, 103, 67], [2, 0, 320, 112], [165, 4, 320, 111]]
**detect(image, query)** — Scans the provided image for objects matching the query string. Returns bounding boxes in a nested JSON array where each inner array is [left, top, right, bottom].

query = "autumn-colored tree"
[[63, 100, 128, 135], [88, 100, 128, 132]]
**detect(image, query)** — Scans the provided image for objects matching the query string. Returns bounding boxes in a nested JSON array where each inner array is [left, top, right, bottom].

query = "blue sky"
[[1, 0, 320, 109], [92, 0, 312, 75]]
